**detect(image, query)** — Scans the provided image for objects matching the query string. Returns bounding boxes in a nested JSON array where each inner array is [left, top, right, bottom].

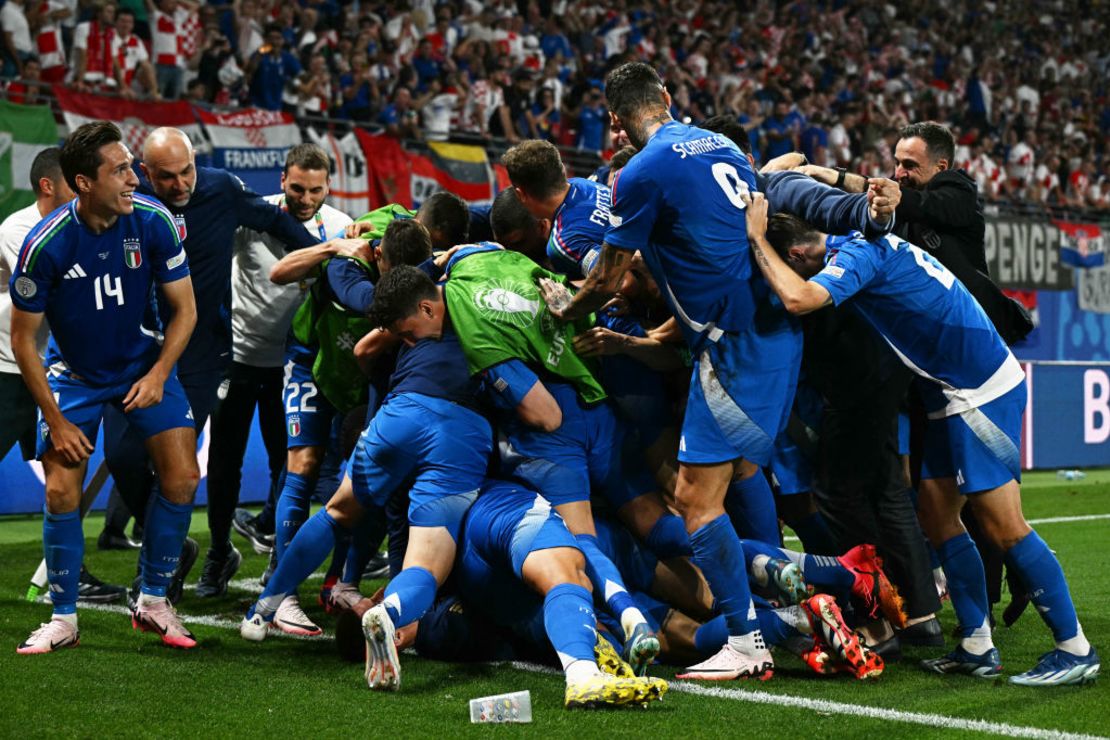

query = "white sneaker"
[[17, 618, 80, 654], [131, 597, 197, 649], [677, 642, 774, 681], [362, 604, 400, 691], [326, 583, 364, 613], [272, 595, 322, 637], [240, 613, 269, 642]]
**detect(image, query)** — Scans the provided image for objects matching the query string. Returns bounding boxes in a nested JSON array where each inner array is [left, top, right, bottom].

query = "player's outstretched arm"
[[762, 170, 893, 236], [123, 275, 197, 412], [572, 326, 685, 371], [538, 242, 631, 321], [269, 238, 367, 285], [11, 308, 94, 463], [743, 193, 831, 316]]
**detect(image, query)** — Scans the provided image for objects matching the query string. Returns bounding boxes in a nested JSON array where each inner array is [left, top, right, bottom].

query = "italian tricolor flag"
[[0, 101, 59, 222]]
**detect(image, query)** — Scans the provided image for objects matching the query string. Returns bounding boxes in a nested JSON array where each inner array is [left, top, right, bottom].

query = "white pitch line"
[[60, 604, 1104, 740], [782, 512, 1109, 544], [1027, 513, 1110, 525], [500, 660, 1105, 740], [670, 681, 1107, 740]]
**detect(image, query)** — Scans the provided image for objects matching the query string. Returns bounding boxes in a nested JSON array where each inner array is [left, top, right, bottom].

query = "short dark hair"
[[607, 145, 638, 174], [604, 62, 666, 121], [899, 121, 955, 165], [490, 187, 535, 242], [284, 142, 331, 174], [380, 218, 432, 268], [502, 140, 566, 200], [417, 191, 469, 250], [60, 121, 123, 192], [30, 147, 64, 195], [116, 7, 135, 19], [367, 265, 439, 328], [701, 114, 752, 156], [764, 214, 822, 260]]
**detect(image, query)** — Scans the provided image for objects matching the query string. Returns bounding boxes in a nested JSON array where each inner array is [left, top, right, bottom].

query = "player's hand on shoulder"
[[122, 372, 166, 412], [433, 243, 466, 270], [48, 418, 95, 464], [741, 191, 768, 240], [344, 221, 374, 239], [867, 177, 901, 223], [537, 276, 573, 320], [334, 238, 371, 260]]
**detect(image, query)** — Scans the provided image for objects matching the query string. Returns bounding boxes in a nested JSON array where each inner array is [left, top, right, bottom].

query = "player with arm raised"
[[13, 122, 200, 653], [538, 62, 898, 682], [744, 192, 1099, 687]]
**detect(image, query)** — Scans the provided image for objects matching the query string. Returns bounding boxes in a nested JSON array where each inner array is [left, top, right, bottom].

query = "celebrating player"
[[12, 122, 200, 653], [537, 62, 897, 681], [744, 192, 1100, 686]]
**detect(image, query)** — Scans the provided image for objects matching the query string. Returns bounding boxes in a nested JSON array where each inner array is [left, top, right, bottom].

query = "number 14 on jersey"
[[94, 274, 125, 310]]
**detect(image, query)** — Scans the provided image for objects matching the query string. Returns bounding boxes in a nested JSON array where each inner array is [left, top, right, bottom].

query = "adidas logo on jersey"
[[62, 264, 87, 280]]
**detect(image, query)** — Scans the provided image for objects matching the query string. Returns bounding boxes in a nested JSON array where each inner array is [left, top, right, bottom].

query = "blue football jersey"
[[810, 232, 1024, 417], [605, 122, 759, 352], [547, 177, 610, 279], [10, 195, 189, 386]]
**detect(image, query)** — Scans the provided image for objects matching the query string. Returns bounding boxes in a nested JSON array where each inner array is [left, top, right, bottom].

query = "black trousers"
[[804, 310, 940, 621], [0, 371, 37, 460], [205, 362, 287, 548]]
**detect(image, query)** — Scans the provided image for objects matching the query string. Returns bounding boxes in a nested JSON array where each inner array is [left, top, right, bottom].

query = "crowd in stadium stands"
[[2, 0, 1109, 209]]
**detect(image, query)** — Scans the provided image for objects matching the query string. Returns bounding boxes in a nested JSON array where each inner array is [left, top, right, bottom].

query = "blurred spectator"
[[574, 82, 606, 152], [147, 0, 198, 98], [246, 22, 300, 111], [34, 0, 71, 84], [6, 56, 42, 102], [459, 64, 501, 138], [489, 67, 535, 142], [196, 26, 240, 104], [421, 74, 461, 141], [339, 51, 379, 121], [762, 100, 800, 161], [287, 53, 333, 117], [1, 0, 33, 78], [531, 86, 559, 142], [114, 8, 158, 98], [377, 84, 420, 138], [71, 1, 117, 91]]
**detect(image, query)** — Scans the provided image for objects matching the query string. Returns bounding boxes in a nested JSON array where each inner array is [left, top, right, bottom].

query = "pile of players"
[[10, 62, 1098, 708]]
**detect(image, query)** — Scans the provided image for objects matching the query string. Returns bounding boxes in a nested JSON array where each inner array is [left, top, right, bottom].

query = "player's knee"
[[974, 509, 1032, 552], [43, 484, 80, 515], [161, 464, 200, 504]]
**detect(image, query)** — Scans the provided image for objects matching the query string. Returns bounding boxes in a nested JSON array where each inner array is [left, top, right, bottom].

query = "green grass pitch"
[[1, 470, 1107, 738]]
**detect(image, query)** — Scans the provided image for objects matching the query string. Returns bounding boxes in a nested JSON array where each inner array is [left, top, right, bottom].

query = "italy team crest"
[[288, 415, 301, 438], [123, 238, 142, 269]]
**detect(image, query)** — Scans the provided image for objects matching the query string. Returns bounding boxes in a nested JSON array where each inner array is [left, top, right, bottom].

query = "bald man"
[[103, 127, 357, 604]]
